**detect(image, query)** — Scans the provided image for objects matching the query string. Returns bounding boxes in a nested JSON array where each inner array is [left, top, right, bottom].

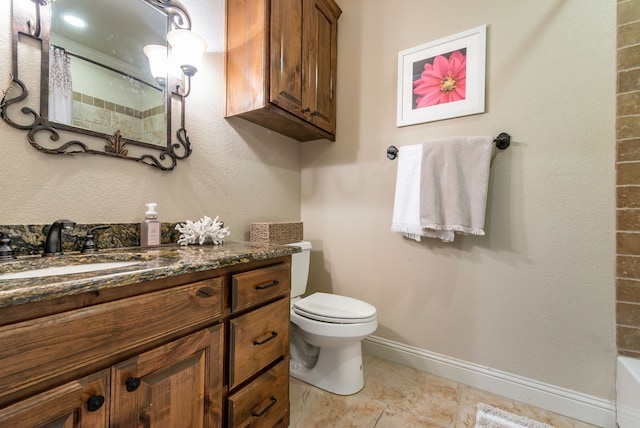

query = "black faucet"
[[43, 219, 76, 256]]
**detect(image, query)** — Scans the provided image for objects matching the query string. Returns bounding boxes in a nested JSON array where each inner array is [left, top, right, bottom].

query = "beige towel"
[[419, 136, 494, 242]]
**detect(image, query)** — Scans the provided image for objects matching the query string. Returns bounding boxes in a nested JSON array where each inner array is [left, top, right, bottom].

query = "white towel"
[[391, 136, 494, 242], [419, 136, 494, 242], [391, 144, 424, 241]]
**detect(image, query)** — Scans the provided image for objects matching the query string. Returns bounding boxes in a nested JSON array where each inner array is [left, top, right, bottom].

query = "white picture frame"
[[397, 25, 487, 127]]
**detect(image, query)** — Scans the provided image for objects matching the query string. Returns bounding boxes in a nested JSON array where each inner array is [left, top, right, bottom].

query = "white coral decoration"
[[175, 215, 230, 246]]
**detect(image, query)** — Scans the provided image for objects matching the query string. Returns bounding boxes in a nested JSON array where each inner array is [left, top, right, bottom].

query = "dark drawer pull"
[[196, 287, 216, 298], [253, 331, 278, 345], [252, 396, 277, 417], [125, 377, 141, 392], [86, 394, 105, 412], [255, 280, 279, 290]]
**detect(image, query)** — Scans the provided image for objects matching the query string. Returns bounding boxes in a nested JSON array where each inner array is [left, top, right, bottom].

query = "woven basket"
[[250, 222, 303, 245]]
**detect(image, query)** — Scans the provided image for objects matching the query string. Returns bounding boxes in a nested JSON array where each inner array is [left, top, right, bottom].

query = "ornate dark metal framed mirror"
[[1, 0, 196, 171]]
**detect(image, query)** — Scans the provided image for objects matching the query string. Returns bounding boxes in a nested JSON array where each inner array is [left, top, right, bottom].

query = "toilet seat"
[[293, 292, 377, 324]]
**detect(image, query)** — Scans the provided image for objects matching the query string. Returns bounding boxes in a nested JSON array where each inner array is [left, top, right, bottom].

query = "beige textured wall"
[[301, 0, 617, 399], [0, 0, 301, 238]]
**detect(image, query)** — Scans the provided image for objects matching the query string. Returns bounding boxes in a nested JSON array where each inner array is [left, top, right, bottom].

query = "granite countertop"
[[0, 241, 299, 309]]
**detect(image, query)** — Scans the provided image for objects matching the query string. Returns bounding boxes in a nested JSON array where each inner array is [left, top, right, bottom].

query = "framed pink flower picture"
[[397, 25, 486, 127]]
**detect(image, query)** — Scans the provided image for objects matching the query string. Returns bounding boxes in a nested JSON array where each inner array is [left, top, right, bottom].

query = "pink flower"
[[413, 50, 466, 108]]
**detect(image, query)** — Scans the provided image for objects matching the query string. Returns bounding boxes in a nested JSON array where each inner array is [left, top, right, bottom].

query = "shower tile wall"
[[617, 0, 640, 358]]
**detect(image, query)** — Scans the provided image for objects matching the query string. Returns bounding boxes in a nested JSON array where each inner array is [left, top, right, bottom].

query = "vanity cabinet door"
[[0, 369, 109, 428], [227, 359, 289, 428], [110, 326, 223, 428], [229, 298, 290, 389], [231, 263, 291, 312]]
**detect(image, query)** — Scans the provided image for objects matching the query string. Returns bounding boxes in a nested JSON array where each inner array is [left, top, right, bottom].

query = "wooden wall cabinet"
[[0, 257, 291, 428], [225, 0, 342, 142]]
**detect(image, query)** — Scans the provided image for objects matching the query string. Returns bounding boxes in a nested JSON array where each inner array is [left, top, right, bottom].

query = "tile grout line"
[[371, 402, 388, 428], [453, 382, 464, 428]]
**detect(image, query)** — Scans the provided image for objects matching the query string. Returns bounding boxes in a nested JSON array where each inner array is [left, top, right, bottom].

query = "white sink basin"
[[0, 261, 140, 280]]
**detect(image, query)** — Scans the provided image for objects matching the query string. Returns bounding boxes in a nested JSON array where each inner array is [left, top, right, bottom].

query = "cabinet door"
[[304, 0, 339, 134], [0, 369, 109, 428], [231, 263, 291, 313], [110, 326, 223, 428], [269, 0, 306, 119], [229, 298, 290, 390], [228, 359, 289, 428]]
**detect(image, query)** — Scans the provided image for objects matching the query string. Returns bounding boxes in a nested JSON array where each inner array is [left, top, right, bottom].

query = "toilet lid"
[[293, 292, 377, 324]]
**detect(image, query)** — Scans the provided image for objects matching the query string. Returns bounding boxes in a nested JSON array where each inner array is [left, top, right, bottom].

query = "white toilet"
[[286, 241, 377, 395]]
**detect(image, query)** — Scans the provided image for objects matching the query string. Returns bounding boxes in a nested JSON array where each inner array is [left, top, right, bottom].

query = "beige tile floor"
[[289, 354, 600, 428]]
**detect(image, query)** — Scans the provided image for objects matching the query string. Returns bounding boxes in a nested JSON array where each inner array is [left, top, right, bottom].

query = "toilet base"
[[290, 341, 364, 395]]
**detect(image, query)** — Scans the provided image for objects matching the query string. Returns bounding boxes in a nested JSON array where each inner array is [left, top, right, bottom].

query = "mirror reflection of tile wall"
[[67, 55, 166, 146], [71, 91, 165, 145]]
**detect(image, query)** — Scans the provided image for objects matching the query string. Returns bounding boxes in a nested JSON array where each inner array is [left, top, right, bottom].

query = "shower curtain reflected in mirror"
[[48, 46, 73, 125]]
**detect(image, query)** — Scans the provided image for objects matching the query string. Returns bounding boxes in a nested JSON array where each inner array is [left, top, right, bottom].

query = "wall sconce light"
[[143, 44, 168, 88], [168, 29, 207, 97], [143, 29, 207, 97], [167, 29, 207, 77]]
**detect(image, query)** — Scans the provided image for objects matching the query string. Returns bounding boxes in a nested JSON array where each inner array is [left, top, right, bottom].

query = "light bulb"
[[167, 29, 207, 77]]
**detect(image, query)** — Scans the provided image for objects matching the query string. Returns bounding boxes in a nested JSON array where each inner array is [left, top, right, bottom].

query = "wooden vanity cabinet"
[[225, 0, 342, 142], [0, 256, 292, 428]]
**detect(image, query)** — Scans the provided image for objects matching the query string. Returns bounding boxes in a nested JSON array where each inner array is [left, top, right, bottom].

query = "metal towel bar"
[[386, 132, 511, 160]]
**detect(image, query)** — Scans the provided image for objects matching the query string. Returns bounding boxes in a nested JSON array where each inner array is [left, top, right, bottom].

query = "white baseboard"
[[617, 405, 640, 428], [362, 336, 615, 428]]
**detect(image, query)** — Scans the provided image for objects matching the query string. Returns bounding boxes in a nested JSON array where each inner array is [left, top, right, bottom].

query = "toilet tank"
[[286, 241, 311, 298]]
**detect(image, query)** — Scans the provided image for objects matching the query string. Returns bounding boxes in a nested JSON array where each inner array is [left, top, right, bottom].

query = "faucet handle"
[[0, 232, 17, 261], [81, 225, 110, 254]]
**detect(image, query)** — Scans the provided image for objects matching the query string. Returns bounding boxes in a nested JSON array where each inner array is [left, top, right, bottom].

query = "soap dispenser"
[[140, 203, 161, 247]]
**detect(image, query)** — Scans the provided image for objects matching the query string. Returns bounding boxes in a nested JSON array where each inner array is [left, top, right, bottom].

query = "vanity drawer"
[[229, 298, 289, 389], [0, 277, 223, 406], [227, 358, 289, 428], [231, 263, 290, 312]]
